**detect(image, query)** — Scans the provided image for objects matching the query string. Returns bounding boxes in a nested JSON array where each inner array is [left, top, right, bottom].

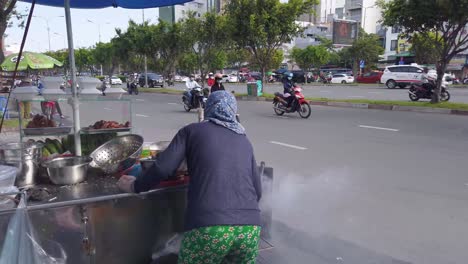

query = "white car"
[[227, 75, 239, 83], [380, 65, 424, 89], [110, 76, 123, 85], [331, 73, 354, 84]]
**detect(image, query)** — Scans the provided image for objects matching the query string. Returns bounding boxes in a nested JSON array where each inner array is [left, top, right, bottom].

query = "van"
[[380, 65, 424, 89]]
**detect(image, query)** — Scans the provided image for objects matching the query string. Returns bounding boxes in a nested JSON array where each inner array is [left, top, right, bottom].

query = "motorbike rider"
[[282, 72, 295, 109], [210, 73, 225, 93], [186, 75, 200, 106], [207, 72, 215, 87]]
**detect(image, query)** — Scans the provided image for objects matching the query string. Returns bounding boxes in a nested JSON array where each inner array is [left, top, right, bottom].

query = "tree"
[[225, 0, 318, 87], [181, 12, 229, 88], [75, 48, 94, 74], [347, 29, 384, 80], [379, 0, 468, 102], [290, 45, 330, 75], [0, 0, 24, 63], [409, 33, 441, 65], [178, 52, 198, 75]]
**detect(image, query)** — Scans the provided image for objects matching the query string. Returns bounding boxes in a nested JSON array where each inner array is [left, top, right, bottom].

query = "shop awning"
[[20, 0, 190, 8]]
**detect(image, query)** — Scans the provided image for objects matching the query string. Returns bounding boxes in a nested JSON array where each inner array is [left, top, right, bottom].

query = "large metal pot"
[[43, 156, 92, 185], [0, 142, 43, 187]]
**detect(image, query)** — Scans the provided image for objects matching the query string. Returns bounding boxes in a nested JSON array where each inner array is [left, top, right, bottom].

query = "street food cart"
[[0, 2, 274, 263]]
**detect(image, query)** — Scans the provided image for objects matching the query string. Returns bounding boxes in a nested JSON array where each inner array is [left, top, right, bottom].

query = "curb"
[[140, 91, 468, 116]]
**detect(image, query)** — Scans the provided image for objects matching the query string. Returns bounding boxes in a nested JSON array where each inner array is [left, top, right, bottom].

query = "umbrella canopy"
[[1, 52, 63, 71], [20, 0, 191, 8]]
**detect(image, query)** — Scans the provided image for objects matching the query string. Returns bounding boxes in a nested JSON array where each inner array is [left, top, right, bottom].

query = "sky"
[[5, 2, 161, 53]]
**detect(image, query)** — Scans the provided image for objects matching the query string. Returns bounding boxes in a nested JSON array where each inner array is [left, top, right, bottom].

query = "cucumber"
[[52, 139, 63, 154]]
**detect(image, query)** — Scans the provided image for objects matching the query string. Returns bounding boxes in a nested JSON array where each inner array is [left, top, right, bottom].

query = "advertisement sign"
[[332, 20, 358, 46]]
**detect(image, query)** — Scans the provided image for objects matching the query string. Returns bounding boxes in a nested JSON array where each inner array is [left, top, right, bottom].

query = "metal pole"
[[100, 64, 103, 76], [98, 24, 101, 42], [46, 20, 51, 51], [363, 7, 367, 32], [144, 56, 148, 88], [64, 0, 82, 156]]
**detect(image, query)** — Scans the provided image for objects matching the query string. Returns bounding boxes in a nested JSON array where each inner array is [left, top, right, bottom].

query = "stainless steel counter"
[[0, 165, 273, 264]]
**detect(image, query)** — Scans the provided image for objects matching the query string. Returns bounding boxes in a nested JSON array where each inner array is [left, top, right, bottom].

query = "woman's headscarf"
[[204, 91, 245, 135]]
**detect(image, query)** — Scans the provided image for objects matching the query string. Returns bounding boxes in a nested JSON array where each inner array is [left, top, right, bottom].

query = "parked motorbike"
[[409, 79, 450, 102], [182, 86, 208, 112], [273, 85, 311, 118], [127, 79, 139, 95]]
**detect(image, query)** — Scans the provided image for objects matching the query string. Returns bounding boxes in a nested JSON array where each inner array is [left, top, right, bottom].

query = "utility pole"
[[34, 16, 64, 51]]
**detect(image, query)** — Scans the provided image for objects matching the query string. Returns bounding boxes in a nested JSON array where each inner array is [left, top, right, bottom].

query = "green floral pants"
[[178, 225, 261, 264]]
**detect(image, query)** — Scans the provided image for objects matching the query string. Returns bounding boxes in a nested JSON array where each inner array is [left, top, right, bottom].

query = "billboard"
[[332, 19, 358, 46]]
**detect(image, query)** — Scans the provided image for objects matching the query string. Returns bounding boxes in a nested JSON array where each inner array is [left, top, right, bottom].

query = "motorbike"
[[409, 79, 450, 102], [127, 79, 139, 95], [273, 85, 311, 119], [182, 86, 208, 112], [100, 79, 111, 96]]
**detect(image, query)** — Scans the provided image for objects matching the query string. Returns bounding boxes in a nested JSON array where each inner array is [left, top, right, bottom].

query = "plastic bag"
[[0, 196, 67, 264], [151, 233, 184, 261]]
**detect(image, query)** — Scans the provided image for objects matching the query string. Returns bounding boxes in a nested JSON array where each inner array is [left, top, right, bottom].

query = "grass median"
[[136, 88, 468, 111], [257, 93, 468, 110]]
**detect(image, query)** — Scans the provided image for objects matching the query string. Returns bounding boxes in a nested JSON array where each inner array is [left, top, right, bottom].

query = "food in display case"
[[89, 120, 130, 129], [26, 115, 56, 128]]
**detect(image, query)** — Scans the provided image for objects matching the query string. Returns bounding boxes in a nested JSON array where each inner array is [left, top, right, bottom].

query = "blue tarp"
[[20, 0, 192, 9]]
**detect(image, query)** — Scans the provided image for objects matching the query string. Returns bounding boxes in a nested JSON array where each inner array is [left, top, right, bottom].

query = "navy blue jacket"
[[133, 121, 262, 231]]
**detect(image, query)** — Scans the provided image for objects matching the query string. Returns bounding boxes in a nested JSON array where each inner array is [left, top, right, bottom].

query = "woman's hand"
[[117, 175, 136, 193]]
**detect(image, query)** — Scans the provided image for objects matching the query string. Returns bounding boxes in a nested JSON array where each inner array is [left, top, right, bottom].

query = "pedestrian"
[[210, 73, 225, 93], [118, 90, 262, 264]]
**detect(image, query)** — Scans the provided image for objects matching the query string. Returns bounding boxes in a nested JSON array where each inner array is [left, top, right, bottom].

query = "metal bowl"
[[89, 134, 143, 174], [43, 156, 92, 185]]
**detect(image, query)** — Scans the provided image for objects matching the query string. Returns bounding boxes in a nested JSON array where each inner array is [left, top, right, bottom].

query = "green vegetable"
[[42, 148, 51, 158], [52, 139, 63, 154]]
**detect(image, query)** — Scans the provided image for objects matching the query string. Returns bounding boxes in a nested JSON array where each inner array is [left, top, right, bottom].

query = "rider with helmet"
[[282, 72, 295, 108], [186, 75, 201, 106], [211, 73, 225, 93], [207, 72, 215, 87]]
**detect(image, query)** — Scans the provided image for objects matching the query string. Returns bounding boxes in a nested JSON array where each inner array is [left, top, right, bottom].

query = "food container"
[[43, 156, 92, 185], [0, 142, 43, 187]]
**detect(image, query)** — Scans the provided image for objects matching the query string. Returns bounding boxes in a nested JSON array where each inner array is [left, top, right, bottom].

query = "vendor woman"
[[118, 91, 262, 263]]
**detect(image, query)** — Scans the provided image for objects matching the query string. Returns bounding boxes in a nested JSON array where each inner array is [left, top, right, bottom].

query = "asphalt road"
[[161, 82, 468, 103], [67, 93, 468, 264]]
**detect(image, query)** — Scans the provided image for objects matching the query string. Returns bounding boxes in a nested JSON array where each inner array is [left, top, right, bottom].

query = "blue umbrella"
[[19, 0, 192, 155], [21, 0, 190, 8]]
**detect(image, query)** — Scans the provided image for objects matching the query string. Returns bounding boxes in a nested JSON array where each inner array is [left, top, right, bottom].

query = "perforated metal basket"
[[89, 134, 143, 174]]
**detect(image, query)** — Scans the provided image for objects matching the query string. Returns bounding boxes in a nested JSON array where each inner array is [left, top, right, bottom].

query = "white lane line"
[[168, 103, 179, 105], [104, 107, 112, 111], [136, 114, 149, 118], [368, 92, 382, 94], [135, 99, 145, 102], [269, 141, 307, 150], [359, 125, 399, 132], [320, 90, 332, 93], [348, 96, 365, 98]]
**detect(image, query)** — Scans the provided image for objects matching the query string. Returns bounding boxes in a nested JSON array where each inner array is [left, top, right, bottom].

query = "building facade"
[[159, 0, 225, 24]]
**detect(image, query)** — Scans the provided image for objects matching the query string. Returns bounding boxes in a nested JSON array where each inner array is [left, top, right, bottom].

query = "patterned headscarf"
[[204, 91, 245, 135]]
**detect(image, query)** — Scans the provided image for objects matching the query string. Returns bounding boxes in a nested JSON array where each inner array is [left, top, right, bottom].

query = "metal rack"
[[16, 96, 133, 148]]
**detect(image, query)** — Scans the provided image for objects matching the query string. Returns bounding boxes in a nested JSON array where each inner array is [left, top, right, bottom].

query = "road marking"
[[368, 92, 382, 94], [319, 90, 332, 93], [269, 141, 307, 150], [135, 99, 145, 102], [136, 114, 149, 118], [168, 103, 179, 105], [104, 107, 112, 111], [359, 125, 399, 132], [348, 95, 365, 98]]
